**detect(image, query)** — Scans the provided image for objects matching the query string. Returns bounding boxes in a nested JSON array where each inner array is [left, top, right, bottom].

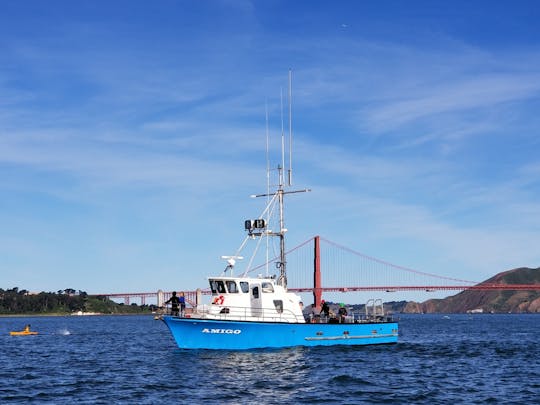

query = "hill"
[[403, 267, 540, 313]]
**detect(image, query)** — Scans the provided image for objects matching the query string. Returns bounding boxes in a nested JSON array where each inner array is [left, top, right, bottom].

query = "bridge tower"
[[313, 235, 322, 310]]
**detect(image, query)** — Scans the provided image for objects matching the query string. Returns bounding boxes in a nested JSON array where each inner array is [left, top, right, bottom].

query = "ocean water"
[[1, 314, 538, 404]]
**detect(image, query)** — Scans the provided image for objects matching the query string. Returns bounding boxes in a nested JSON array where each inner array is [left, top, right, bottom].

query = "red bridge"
[[95, 236, 540, 305]]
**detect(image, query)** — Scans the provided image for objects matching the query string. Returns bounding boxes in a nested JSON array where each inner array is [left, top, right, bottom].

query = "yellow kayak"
[[9, 330, 38, 336]]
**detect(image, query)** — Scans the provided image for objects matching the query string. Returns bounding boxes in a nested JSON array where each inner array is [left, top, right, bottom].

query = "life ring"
[[213, 295, 225, 305]]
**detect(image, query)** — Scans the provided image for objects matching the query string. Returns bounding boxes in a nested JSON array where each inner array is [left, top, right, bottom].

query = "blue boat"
[[161, 165, 399, 350], [164, 315, 398, 350], [162, 74, 398, 350]]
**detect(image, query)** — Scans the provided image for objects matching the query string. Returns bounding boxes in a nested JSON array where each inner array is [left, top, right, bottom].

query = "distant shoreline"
[[0, 312, 153, 318], [3, 312, 537, 318]]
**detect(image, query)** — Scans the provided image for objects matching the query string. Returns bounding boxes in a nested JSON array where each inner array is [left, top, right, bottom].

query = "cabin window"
[[252, 286, 259, 299], [240, 282, 249, 293], [273, 300, 283, 313], [210, 280, 226, 294], [226, 281, 238, 293], [261, 282, 274, 293]]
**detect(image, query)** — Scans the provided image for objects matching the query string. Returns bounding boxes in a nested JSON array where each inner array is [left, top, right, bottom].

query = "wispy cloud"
[[363, 73, 540, 132], [2, 2, 540, 293]]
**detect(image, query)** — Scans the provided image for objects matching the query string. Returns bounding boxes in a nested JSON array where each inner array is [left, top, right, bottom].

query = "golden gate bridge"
[[96, 236, 540, 305]]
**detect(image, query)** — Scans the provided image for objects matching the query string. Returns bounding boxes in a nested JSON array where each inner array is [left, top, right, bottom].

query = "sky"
[[1, 0, 540, 302]]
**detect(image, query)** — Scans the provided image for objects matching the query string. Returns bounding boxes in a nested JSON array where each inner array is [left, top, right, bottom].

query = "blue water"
[[1, 314, 538, 404]]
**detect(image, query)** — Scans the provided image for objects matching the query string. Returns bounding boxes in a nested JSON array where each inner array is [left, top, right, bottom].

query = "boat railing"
[[162, 303, 394, 324], [306, 310, 394, 324], [365, 299, 385, 318], [187, 304, 305, 323], [160, 305, 193, 317], [353, 311, 394, 323]]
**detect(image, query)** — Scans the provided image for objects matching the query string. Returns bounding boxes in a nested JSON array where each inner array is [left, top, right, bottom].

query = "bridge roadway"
[[93, 237, 540, 305], [94, 284, 540, 305]]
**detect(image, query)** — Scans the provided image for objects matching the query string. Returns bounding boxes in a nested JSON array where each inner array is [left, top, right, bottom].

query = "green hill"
[[403, 267, 540, 313]]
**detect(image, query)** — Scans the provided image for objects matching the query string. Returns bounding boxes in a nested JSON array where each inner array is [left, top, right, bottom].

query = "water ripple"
[[1, 314, 539, 403]]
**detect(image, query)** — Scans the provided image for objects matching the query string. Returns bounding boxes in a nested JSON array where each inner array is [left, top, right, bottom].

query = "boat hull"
[[162, 316, 398, 350]]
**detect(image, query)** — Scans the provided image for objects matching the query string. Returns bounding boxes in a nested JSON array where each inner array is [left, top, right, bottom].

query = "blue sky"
[[1, 1, 540, 302]]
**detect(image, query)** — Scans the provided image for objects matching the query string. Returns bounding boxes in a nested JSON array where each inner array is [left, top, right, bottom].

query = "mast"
[[278, 70, 291, 288], [278, 165, 286, 288], [244, 71, 310, 288]]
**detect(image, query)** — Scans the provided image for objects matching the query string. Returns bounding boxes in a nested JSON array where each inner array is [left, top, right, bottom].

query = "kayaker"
[[24, 324, 31, 333]]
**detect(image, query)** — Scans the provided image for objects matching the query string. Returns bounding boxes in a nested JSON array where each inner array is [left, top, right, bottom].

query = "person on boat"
[[306, 304, 315, 322], [165, 291, 180, 316], [320, 300, 330, 318], [179, 292, 186, 316], [338, 303, 348, 323], [24, 324, 31, 333]]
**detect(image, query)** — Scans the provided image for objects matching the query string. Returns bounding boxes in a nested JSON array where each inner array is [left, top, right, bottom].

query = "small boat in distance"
[[161, 73, 398, 350], [10, 324, 38, 336]]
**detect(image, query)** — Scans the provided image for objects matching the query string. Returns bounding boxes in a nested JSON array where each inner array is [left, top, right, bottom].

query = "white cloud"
[[363, 73, 540, 132]]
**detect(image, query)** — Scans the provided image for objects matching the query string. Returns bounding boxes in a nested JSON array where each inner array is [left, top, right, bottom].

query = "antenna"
[[280, 87, 285, 187], [288, 68, 293, 186], [265, 102, 270, 194], [265, 101, 270, 276]]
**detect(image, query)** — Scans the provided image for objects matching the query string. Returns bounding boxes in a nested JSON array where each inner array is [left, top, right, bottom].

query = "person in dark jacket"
[[320, 300, 330, 317], [165, 291, 180, 316]]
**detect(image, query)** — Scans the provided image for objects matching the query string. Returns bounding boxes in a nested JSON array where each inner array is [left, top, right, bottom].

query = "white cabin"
[[192, 276, 305, 323]]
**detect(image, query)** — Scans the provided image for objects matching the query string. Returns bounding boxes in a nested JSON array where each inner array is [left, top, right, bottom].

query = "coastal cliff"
[[403, 267, 540, 314]]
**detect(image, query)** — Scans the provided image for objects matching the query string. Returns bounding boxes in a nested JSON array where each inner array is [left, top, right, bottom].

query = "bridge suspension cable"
[[94, 236, 540, 303]]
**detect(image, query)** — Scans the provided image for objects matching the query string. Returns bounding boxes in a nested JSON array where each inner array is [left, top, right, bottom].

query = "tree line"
[[0, 287, 153, 314]]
